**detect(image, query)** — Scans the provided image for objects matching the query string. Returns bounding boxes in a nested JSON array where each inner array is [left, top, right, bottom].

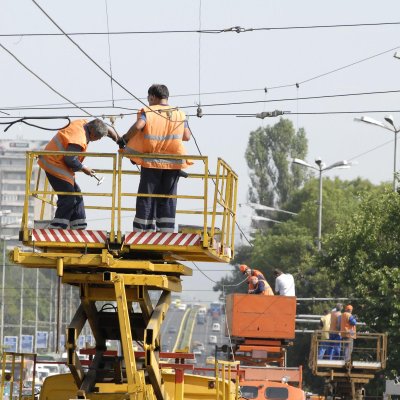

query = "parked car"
[[178, 304, 187, 311]]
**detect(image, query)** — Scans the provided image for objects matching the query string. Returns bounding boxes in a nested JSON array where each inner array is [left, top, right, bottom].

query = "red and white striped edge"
[[32, 229, 107, 243], [124, 231, 201, 246]]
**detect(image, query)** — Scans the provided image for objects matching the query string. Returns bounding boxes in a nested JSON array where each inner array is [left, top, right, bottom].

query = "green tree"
[[318, 188, 400, 378], [245, 118, 308, 207]]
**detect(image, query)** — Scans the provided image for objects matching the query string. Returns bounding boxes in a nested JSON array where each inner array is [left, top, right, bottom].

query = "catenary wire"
[[31, 0, 186, 123], [2, 21, 400, 37], [0, 42, 93, 118], [104, 0, 115, 107], [2, 41, 400, 111], [4, 87, 400, 113]]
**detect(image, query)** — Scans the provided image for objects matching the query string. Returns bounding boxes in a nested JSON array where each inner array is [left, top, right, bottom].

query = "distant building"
[[0, 138, 50, 243]]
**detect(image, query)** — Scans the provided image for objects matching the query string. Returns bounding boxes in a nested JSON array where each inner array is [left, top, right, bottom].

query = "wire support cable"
[[3, 21, 400, 37], [0, 41, 93, 122], [31, 0, 185, 123]]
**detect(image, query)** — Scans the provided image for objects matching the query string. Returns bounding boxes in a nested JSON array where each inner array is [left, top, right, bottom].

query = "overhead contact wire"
[[0, 42, 92, 117]]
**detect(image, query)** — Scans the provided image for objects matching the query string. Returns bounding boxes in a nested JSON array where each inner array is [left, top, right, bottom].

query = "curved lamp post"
[[354, 115, 399, 191], [292, 158, 350, 251]]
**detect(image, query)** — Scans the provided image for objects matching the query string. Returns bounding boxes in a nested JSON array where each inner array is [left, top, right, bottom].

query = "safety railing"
[[1, 352, 37, 400], [21, 150, 118, 242], [117, 152, 238, 253], [309, 330, 387, 374], [215, 360, 240, 400], [21, 151, 238, 254]]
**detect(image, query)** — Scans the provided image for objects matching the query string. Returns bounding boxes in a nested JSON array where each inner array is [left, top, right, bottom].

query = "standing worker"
[[118, 84, 192, 232], [329, 303, 343, 360], [318, 309, 331, 359], [38, 119, 119, 229], [273, 269, 296, 296], [340, 304, 357, 362], [248, 276, 274, 295]]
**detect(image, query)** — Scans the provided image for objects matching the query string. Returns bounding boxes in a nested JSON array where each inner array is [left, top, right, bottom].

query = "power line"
[[31, 0, 185, 124], [2, 21, 400, 37], [0, 42, 92, 117], [4, 87, 400, 114]]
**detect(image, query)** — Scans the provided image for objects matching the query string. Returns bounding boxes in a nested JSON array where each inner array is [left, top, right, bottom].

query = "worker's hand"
[[81, 165, 95, 176], [116, 136, 127, 149]]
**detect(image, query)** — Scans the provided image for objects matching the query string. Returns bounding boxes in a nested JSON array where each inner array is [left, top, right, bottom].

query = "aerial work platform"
[[15, 151, 238, 263], [9, 151, 239, 400]]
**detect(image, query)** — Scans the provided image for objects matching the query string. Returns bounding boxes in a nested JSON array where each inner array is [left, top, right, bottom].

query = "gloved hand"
[[117, 136, 127, 149]]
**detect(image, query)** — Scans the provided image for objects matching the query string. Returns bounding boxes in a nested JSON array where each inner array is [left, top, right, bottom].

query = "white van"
[[212, 322, 221, 332], [208, 335, 217, 344]]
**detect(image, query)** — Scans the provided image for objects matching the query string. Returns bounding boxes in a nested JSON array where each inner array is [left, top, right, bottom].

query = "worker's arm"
[[107, 125, 120, 142], [183, 121, 191, 141], [124, 118, 146, 141], [349, 315, 357, 326], [64, 144, 95, 176], [252, 281, 265, 295]]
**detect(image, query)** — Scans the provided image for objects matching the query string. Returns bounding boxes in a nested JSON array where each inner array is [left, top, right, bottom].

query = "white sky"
[[2, 0, 400, 301]]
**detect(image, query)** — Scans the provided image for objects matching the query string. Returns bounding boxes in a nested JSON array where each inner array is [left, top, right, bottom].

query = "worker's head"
[[273, 269, 283, 277], [148, 84, 169, 105], [250, 276, 258, 286], [336, 303, 343, 311], [86, 119, 109, 142], [323, 309, 330, 315], [345, 304, 353, 312], [239, 264, 251, 275]]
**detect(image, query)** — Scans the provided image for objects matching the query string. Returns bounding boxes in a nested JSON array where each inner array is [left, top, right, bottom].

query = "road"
[[161, 307, 229, 367]]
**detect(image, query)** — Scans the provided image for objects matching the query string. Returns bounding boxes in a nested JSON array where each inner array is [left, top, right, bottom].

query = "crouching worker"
[[248, 276, 274, 295], [38, 119, 119, 229]]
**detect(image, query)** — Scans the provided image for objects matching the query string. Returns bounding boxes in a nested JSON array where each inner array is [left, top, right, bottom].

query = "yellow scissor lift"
[[10, 150, 239, 400]]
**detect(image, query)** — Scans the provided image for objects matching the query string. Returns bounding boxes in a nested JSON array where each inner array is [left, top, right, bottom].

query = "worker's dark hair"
[[323, 309, 330, 314], [336, 303, 343, 311], [273, 269, 283, 276], [148, 84, 169, 99], [87, 119, 108, 139]]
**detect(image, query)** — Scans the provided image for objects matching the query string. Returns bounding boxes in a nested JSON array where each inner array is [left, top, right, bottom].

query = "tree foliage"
[[245, 118, 308, 207], [319, 188, 400, 376]]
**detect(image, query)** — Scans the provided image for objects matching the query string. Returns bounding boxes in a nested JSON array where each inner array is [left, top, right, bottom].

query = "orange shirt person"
[[118, 84, 192, 232], [248, 276, 274, 295]]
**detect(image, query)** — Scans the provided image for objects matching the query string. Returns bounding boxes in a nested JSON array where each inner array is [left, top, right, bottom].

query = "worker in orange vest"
[[119, 84, 192, 232], [248, 276, 274, 295], [239, 265, 273, 294], [340, 304, 357, 362], [38, 119, 118, 229]]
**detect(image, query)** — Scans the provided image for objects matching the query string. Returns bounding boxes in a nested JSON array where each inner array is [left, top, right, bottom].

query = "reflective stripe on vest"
[[123, 146, 185, 165]]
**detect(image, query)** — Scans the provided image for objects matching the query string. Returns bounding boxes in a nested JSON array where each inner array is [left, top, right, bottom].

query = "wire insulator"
[[197, 105, 203, 118]]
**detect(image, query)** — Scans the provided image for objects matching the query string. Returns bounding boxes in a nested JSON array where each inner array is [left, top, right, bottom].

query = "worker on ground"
[[329, 303, 343, 360], [318, 309, 331, 359], [340, 304, 357, 363], [38, 119, 119, 229], [273, 269, 295, 296], [118, 84, 192, 232], [248, 276, 274, 295]]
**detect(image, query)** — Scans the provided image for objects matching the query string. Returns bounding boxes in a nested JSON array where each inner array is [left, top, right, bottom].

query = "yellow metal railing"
[[22, 151, 238, 253], [309, 330, 387, 374]]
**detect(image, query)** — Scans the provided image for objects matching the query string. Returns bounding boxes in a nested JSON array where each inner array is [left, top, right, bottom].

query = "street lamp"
[[292, 158, 350, 251], [354, 115, 399, 191]]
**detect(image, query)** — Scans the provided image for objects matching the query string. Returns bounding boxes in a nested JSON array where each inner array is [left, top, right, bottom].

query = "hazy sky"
[[2, 0, 400, 301]]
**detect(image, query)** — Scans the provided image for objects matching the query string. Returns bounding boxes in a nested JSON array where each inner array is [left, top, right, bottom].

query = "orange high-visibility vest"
[[124, 105, 192, 169], [248, 269, 267, 290], [38, 120, 88, 185], [340, 311, 356, 339], [330, 310, 341, 333], [256, 279, 274, 296]]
